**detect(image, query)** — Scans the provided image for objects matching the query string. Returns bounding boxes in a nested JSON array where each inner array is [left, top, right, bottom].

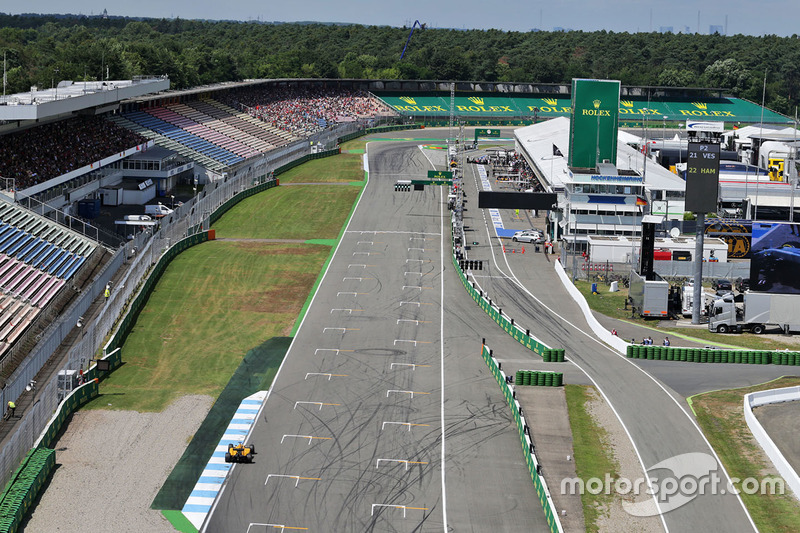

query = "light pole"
[[663, 116, 667, 151]]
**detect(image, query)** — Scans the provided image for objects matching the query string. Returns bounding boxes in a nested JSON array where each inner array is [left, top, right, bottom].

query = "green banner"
[[569, 78, 621, 168], [475, 128, 501, 138], [428, 170, 453, 180], [375, 92, 789, 123]]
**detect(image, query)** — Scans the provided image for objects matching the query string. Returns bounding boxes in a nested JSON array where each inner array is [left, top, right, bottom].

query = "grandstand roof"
[[515, 117, 685, 192], [0, 77, 169, 122]]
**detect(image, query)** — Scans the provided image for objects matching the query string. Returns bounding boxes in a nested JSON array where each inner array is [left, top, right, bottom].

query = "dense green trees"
[[1, 14, 799, 114]]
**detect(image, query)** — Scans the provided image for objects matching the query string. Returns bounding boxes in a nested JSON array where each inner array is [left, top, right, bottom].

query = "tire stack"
[[514, 370, 564, 387]]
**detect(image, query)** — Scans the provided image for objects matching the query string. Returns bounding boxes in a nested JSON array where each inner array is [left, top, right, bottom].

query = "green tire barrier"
[[0, 448, 55, 533], [37, 379, 100, 449], [624, 344, 800, 366], [452, 249, 565, 362], [515, 370, 564, 387], [482, 344, 563, 533]]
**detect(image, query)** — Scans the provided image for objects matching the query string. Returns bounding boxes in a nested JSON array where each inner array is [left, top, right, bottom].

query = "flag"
[[552, 144, 563, 157], [636, 196, 648, 206]]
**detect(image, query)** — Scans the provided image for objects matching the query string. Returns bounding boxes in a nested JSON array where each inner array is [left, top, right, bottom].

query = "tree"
[[703, 58, 750, 92]]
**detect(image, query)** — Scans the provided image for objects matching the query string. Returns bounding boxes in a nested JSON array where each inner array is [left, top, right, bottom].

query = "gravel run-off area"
[[22, 395, 214, 533], [585, 387, 663, 532]]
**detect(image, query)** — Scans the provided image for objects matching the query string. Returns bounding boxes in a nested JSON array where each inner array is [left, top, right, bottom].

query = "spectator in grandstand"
[[0, 116, 146, 190]]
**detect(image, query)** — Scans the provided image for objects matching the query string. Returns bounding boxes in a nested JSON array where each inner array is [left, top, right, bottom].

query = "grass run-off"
[[212, 184, 361, 240], [276, 150, 364, 183], [565, 384, 618, 533], [92, 149, 365, 411], [690, 377, 800, 533], [88, 241, 330, 412]]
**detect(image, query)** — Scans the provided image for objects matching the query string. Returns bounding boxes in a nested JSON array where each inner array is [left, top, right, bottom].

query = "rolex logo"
[[399, 96, 417, 105], [593, 99, 601, 109], [543, 98, 559, 106], [691, 102, 708, 110], [468, 96, 485, 105], [620, 100, 634, 108]]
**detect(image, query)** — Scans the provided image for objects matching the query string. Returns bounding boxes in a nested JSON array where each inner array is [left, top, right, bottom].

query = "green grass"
[[574, 280, 632, 321], [691, 377, 800, 533], [89, 241, 330, 411], [212, 184, 361, 240], [277, 152, 364, 183], [565, 384, 617, 533]]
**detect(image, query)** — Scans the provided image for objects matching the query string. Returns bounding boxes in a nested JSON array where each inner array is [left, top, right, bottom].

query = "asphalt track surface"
[[457, 141, 766, 532], [205, 139, 551, 532], [205, 129, 794, 532]]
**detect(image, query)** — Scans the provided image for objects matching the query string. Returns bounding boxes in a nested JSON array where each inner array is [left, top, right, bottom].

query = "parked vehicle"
[[735, 277, 750, 293], [512, 230, 543, 243], [708, 292, 800, 334], [711, 278, 732, 294], [144, 203, 174, 218]]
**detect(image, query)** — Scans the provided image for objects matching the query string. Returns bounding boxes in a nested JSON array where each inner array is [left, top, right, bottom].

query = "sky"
[[8, 0, 800, 37]]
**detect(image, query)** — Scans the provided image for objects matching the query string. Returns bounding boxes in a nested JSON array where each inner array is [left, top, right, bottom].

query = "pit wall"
[[452, 248, 565, 361], [481, 343, 564, 533], [743, 387, 800, 501]]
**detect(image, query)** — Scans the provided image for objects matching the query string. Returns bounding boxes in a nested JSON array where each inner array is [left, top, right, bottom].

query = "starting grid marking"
[[353, 252, 382, 256], [265, 474, 321, 487], [323, 327, 359, 333], [390, 363, 431, 371], [305, 372, 348, 380], [396, 319, 431, 325], [182, 391, 267, 529], [346, 230, 441, 236], [402, 286, 433, 290], [281, 434, 332, 445], [376, 458, 429, 471], [381, 421, 430, 431], [314, 349, 354, 355], [399, 301, 434, 307], [371, 504, 429, 518], [343, 277, 374, 281], [294, 401, 340, 410], [246, 523, 308, 532], [405, 259, 432, 263], [330, 308, 365, 314], [394, 339, 432, 346], [386, 389, 430, 398]]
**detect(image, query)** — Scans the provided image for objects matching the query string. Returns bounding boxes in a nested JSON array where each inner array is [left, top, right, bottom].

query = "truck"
[[708, 292, 800, 334], [628, 270, 669, 317], [681, 282, 718, 318]]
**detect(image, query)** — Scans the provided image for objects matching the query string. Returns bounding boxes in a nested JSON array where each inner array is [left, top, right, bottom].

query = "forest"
[[1, 13, 800, 115]]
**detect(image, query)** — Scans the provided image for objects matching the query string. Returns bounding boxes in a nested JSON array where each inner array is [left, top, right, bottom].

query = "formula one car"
[[224, 442, 256, 463]]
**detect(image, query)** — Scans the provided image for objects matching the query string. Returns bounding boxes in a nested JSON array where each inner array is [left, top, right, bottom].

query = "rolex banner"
[[568, 79, 621, 169]]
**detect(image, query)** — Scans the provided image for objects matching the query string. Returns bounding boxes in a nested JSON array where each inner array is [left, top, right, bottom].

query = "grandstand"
[[0, 198, 97, 359]]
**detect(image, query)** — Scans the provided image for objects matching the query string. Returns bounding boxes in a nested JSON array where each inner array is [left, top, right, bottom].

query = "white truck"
[[681, 283, 718, 318], [707, 292, 800, 334]]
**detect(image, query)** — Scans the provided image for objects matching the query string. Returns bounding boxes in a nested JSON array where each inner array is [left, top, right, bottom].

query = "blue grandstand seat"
[[55, 255, 79, 278], [48, 252, 71, 276], [22, 240, 48, 263], [61, 256, 85, 280], [42, 248, 66, 272], [17, 237, 41, 260], [31, 243, 55, 269], [0, 230, 24, 254], [6, 234, 32, 256]]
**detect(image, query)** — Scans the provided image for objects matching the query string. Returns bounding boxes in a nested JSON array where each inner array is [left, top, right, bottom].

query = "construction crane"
[[400, 20, 426, 59]]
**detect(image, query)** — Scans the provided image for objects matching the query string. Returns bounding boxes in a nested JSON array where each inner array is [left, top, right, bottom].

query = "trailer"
[[708, 292, 800, 334], [629, 270, 669, 318]]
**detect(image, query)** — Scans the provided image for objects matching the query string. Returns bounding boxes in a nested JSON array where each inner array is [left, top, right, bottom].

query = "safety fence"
[[337, 123, 422, 144], [452, 250, 565, 361], [481, 343, 563, 533], [271, 147, 342, 178], [207, 177, 280, 229], [626, 344, 800, 365], [515, 370, 564, 387], [104, 232, 211, 354]]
